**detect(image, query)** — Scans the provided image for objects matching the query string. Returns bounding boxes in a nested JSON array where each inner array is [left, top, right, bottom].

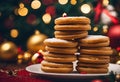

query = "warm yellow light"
[[119, 52, 120, 56], [103, 25, 108, 33], [31, 0, 41, 9], [35, 30, 40, 35], [93, 27, 98, 32], [58, 0, 68, 5], [42, 13, 51, 24], [80, 4, 91, 14], [23, 52, 32, 60], [19, 3, 24, 8], [116, 60, 120, 65], [18, 7, 28, 16], [70, 0, 77, 5], [103, 0, 109, 6], [1, 43, 11, 51], [18, 54, 23, 59], [10, 29, 19, 38], [62, 12, 67, 17]]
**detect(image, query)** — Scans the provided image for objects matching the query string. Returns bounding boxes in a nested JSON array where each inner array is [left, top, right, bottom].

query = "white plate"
[[26, 63, 120, 79]]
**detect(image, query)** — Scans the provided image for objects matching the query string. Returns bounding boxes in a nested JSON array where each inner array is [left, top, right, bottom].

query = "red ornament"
[[26, 14, 37, 25], [107, 25, 120, 48], [42, 0, 54, 5], [45, 6, 56, 17], [116, 46, 120, 52], [91, 79, 103, 82]]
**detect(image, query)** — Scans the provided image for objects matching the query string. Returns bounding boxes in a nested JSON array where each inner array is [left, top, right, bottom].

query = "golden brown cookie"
[[55, 16, 90, 25], [80, 47, 113, 55], [77, 62, 109, 68], [55, 31, 88, 40], [79, 41, 110, 47], [42, 52, 77, 63], [76, 66, 108, 74], [44, 38, 78, 47], [79, 35, 109, 44], [45, 46, 77, 54], [41, 60, 73, 73], [54, 25, 91, 31], [78, 55, 110, 64]]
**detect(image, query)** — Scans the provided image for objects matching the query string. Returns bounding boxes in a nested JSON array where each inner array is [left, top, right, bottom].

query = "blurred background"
[[0, 0, 120, 64]]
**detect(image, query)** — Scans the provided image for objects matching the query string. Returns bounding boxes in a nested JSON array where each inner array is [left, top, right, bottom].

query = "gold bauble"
[[27, 32, 47, 54], [0, 41, 18, 61]]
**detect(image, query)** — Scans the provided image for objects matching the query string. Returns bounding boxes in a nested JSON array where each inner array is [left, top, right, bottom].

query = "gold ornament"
[[31, 0, 41, 9], [27, 31, 47, 54], [18, 7, 28, 16], [0, 41, 18, 61]]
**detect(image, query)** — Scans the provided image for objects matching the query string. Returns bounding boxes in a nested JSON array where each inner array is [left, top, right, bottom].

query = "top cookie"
[[55, 16, 90, 25], [44, 38, 78, 47], [79, 35, 109, 44]]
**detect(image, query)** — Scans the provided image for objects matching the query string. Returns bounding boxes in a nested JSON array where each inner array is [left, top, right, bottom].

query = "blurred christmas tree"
[[0, 0, 120, 63]]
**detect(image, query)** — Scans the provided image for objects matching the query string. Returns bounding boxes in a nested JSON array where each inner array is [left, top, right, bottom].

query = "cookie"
[[78, 55, 110, 64], [54, 25, 91, 31], [77, 62, 109, 68], [44, 38, 78, 48], [79, 41, 110, 47], [76, 66, 108, 74], [42, 52, 77, 63], [45, 46, 77, 54], [79, 35, 109, 44], [80, 47, 113, 55], [55, 16, 90, 25], [55, 31, 88, 40], [41, 60, 73, 73]]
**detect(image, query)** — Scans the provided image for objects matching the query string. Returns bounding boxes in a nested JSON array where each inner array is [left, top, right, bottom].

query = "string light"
[[10, 29, 19, 38], [80, 4, 91, 14], [103, 0, 109, 6], [93, 26, 98, 32], [58, 0, 68, 5], [18, 3, 28, 16], [70, 0, 77, 5], [103, 25, 108, 33], [19, 3, 24, 8], [31, 0, 41, 9], [42, 13, 51, 24], [14, 8, 19, 15], [62, 12, 67, 17]]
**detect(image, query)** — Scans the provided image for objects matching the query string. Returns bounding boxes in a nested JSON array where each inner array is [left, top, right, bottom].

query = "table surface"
[[0, 62, 119, 82]]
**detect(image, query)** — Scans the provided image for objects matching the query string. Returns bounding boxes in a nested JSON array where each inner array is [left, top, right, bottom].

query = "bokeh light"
[[10, 29, 19, 38], [103, 25, 108, 33], [80, 4, 91, 14], [19, 3, 24, 8], [103, 0, 109, 6], [18, 7, 28, 16], [42, 13, 51, 24], [58, 0, 68, 5], [93, 26, 98, 32], [31, 0, 41, 9], [70, 0, 77, 5]]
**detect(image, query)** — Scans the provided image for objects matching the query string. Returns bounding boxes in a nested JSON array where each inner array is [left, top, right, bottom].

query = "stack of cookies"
[[76, 35, 113, 73], [41, 38, 77, 73], [54, 16, 91, 40]]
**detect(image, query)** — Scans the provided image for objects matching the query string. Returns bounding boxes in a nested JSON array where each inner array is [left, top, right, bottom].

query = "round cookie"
[[78, 56, 110, 64], [80, 47, 113, 55], [43, 52, 77, 63], [77, 62, 109, 68], [41, 60, 73, 73], [41, 60, 73, 68], [45, 46, 77, 54], [54, 25, 91, 31], [79, 41, 110, 47], [44, 38, 78, 47], [79, 35, 109, 44], [55, 31, 88, 40], [76, 66, 108, 74], [55, 16, 90, 25]]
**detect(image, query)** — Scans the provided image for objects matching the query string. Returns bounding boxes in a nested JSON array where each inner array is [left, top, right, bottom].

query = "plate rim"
[[26, 63, 114, 77]]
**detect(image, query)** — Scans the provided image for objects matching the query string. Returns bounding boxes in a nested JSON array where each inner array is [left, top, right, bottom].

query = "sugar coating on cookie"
[[55, 16, 90, 25], [80, 35, 109, 43]]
